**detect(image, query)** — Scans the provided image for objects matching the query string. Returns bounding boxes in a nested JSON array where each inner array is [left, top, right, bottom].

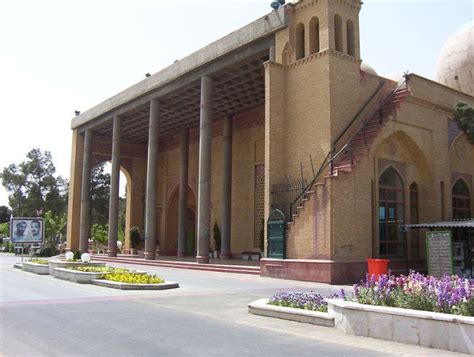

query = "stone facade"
[[67, 0, 474, 283]]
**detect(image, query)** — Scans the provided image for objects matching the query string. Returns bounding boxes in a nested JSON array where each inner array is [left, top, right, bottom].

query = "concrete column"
[[144, 99, 160, 260], [177, 128, 189, 257], [66, 130, 84, 251], [196, 76, 212, 264], [269, 45, 276, 63], [108, 116, 121, 257], [79, 129, 92, 252], [221, 115, 233, 259]]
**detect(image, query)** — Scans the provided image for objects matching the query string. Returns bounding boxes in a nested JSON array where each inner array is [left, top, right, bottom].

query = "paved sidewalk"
[[0, 254, 463, 356]]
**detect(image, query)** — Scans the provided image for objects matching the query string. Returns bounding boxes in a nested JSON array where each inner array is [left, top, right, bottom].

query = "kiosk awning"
[[402, 219, 474, 230]]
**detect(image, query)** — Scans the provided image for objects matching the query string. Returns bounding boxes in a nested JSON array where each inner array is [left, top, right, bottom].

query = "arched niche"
[[164, 184, 197, 256]]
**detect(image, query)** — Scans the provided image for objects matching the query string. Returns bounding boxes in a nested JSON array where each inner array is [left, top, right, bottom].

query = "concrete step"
[[334, 164, 353, 172], [91, 256, 261, 275]]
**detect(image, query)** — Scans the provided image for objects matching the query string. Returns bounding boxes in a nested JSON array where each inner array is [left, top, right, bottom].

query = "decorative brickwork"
[[254, 164, 265, 248]]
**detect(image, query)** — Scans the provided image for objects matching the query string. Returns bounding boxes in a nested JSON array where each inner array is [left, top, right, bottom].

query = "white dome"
[[382, 73, 403, 82], [435, 23, 473, 96], [360, 61, 377, 76]]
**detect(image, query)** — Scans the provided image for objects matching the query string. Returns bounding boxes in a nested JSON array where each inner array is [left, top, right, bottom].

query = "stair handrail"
[[329, 77, 409, 170], [332, 79, 388, 152], [287, 76, 409, 224], [288, 150, 332, 221]]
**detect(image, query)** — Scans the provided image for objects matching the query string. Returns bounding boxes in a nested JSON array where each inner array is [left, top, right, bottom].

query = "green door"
[[267, 209, 286, 259]]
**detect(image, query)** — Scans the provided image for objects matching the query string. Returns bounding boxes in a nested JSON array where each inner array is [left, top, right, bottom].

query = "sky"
[[0, 0, 472, 208]]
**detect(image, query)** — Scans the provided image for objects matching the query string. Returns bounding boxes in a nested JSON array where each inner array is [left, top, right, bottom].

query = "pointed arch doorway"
[[164, 186, 196, 256]]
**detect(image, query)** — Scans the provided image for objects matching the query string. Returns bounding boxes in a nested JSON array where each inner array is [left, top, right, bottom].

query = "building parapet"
[[72, 7, 288, 130]]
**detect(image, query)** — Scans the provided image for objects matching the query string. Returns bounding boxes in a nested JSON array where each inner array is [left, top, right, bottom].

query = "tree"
[[0, 149, 68, 217], [0, 206, 11, 223], [0, 223, 9, 238], [454, 102, 474, 144], [91, 224, 108, 245], [90, 163, 110, 226], [89, 162, 126, 232], [43, 210, 66, 243]]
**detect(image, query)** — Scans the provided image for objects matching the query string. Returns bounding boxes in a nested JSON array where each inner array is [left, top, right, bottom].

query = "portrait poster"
[[10, 218, 44, 244]]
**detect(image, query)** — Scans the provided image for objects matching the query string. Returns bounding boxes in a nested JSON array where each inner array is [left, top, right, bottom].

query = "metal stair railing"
[[329, 76, 409, 173], [287, 76, 409, 224]]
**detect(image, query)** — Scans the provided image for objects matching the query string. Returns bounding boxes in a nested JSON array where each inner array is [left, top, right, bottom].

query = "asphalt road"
[[0, 254, 460, 356]]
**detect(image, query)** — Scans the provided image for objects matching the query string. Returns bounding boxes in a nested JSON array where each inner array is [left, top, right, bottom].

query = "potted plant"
[[129, 227, 141, 255], [213, 222, 221, 259]]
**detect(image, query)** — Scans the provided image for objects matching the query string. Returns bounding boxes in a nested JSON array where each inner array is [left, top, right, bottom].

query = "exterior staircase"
[[333, 85, 411, 170], [89, 255, 261, 275], [287, 78, 411, 230]]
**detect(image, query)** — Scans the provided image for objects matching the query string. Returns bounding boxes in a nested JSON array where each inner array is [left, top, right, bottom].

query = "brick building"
[[67, 0, 474, 283]]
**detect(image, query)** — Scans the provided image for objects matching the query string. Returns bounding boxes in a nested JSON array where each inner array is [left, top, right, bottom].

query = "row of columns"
[[78, 76, 233, 263]]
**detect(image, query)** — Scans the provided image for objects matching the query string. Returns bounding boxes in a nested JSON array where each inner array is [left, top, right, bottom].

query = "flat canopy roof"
[[71, 6, 287, 131], [402, 219, 474, 229]]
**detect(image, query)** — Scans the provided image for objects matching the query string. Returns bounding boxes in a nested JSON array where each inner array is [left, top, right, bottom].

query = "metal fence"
[[271, 177, 308, 222]]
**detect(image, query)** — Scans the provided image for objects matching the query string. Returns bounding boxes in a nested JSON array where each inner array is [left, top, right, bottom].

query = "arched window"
[[410, 182, 420, 258], [309, 17, 320, 54], [379, 167, 406, 257], [334, 15, 343, 52], [452, 179, 471, 219], [346, 19, 355, 56], [295, 23, 305, 60]]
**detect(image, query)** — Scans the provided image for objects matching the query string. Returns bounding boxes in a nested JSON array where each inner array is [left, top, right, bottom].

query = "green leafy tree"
[[0, 223, 9, 238], [90, 163, 111, 226], [91, 224, 108, 245], [44, 210, 66, 244], [454, 102, 474, 144], [0, 149, 67, 217], [0, 206, 11, 223], [118, 196, 126, 240], [89, 162, 126, 238]]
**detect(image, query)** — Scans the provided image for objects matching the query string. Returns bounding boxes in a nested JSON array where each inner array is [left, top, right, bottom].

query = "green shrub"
[[36, 246, 59, 257], [73, 250, 82, 261], [129, 227, 141, 249], [91, 224, 108, 245]]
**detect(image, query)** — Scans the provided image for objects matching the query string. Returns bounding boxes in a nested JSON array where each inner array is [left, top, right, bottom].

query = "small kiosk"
[[403, 219, 474, 278]]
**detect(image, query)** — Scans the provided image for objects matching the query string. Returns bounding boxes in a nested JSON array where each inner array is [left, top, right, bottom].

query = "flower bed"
[[251, 271, 474, 354], [91, 279, 179, 290], [353, 271, 473, 316], [53, 265, 176, 290], [71, 266, 139, 274], [30, 259, 49, 265], [54, 266, 147, 284], [22, 261, 50, 275], [89, 269, 177, 290], [102, 272, 163, 284], [268, 290, 345, 312], [54, 267, 107, 283], [249, 298, 335, 327], [48, 259, 106, 275], [327, 298, 474, 354]]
